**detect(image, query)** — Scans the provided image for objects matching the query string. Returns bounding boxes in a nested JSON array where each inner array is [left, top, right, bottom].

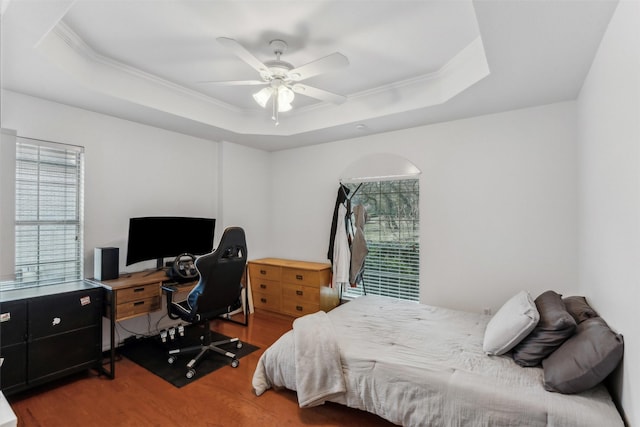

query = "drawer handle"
[[133, 287, 145, 292], [260, 284, 267, 289], [133, 301, 145, 306], [260, 269, 267, 275], [296, 305, 303, 311], [296, 274, 303, 280], [261, 298, 267, 303], [296, 290, 303, 296]]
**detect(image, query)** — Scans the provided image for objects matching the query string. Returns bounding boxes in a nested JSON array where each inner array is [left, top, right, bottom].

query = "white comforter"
[[252, 296, 624, 427]]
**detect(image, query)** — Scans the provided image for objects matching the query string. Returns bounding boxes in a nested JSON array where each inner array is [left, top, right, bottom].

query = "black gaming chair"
[[164, 226, 249, 379]]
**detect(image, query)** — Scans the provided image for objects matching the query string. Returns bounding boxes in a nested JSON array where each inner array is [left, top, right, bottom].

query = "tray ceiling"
[[1, 0, 618, 151]]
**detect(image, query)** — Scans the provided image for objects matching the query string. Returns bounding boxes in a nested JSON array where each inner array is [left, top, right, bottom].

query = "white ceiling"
[[1, 0, 618, 151]]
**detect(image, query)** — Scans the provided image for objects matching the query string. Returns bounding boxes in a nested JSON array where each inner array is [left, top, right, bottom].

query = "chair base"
[[167, 321, 242, 379]]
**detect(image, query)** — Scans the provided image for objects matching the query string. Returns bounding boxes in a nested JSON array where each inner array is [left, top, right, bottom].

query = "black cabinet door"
[[0, 300, 28, 393], [28, 325, 101, 383], [0, 342, 27, 392], [29, 288, 102, 339], [0, 300, 27, 346]]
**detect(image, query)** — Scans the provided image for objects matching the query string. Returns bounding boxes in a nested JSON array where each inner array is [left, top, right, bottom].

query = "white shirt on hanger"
[[332, 203, 351, 288]]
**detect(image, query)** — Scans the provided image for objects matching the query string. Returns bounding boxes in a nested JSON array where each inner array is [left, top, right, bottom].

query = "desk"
[[95, 270, 198, 378], [96, 270, 186, 378]]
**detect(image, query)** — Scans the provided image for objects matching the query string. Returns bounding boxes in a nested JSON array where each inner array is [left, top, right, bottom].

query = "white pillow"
[[483, 291, 540, 355]]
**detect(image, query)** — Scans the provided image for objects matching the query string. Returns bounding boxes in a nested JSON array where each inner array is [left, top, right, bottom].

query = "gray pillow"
[[563, 296, 598, 324], [483, 291, 539, 356], [512, 290, 576, 367], [543, 317, 624, 394]]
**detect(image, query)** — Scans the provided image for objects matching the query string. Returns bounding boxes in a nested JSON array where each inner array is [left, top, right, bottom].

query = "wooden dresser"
[[248, 258, 339, 317]]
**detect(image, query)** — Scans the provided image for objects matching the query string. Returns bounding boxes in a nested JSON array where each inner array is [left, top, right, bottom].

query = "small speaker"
[[94, 247, 119, 281]]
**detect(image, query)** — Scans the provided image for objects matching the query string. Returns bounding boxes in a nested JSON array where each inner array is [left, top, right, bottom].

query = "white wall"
[[1, 91, 219, 274], [577, 1, 640, 424], [1, 90, 220, 345], [270, 102, 579, 313], [0, 129, 17, 279], [217, 141, 272, 260]]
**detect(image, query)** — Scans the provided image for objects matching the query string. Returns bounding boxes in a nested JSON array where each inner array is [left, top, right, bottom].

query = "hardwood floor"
[[7, 310, 394, 427]]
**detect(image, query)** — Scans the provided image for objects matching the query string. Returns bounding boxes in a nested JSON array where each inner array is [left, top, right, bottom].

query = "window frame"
[[343, 178, 420, 302], [9, 137, 85, 289]]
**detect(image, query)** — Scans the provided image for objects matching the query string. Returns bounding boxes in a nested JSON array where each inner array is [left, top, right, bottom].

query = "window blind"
[[13, 138, 84, 288], [344, 179, 420, 302]]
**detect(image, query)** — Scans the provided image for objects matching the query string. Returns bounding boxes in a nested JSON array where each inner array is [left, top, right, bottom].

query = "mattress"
[[252, 295, 624, 427]]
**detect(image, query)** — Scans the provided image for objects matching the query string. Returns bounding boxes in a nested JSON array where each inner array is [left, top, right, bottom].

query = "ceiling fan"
[[206, 37, 349, 125]]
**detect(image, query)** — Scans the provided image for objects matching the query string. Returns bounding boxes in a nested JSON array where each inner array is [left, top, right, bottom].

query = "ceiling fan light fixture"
[[271, 85, 295, 126], [253, 85, 294, 113], [253, 87, 273, 108], [278, 101, 293, 113], [277, 85, 294, 107]]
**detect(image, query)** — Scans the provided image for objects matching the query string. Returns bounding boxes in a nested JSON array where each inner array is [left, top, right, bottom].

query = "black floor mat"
[[119, 326, 258, 388]]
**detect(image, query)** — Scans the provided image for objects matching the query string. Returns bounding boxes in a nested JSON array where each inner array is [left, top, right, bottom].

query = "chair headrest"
[[216, 227, 246, 260]]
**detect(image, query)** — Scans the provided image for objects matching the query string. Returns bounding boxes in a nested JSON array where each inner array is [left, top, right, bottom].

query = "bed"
[[252, 295, 624, 427]]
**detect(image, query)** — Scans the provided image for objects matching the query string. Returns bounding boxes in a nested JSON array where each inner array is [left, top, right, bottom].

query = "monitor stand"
[[143, 258, 165, 276]]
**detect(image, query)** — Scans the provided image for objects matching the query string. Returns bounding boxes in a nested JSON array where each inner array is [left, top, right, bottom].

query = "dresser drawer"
[[249, 264, 281, 281], [252, 278, 281, 297], [115, 296, 161, 320], [282, 283, 320, 304], [252, 291, 281, 312], [282, 298, 320, 317], [117, 282, 161, 304], [282, 268, 328, 287]]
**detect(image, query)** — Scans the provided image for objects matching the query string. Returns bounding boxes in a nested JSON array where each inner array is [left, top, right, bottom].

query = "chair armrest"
[[162, 284, 178, 294], [162, 285, 183, 320]]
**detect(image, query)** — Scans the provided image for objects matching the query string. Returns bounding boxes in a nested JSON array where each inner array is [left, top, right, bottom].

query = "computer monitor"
[[125, 216, 216, 268]]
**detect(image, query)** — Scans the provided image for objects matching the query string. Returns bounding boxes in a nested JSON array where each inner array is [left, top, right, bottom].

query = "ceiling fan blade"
[[288, 52, 349, 81], [292, 84, 347, 104], [198, 80, 267, 86], [217, 37, 270, 77]]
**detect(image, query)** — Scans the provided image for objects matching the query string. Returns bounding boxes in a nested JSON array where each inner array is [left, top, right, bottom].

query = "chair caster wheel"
[[236, 341, 243, 349], [231, 359, 239, 368], [186, 369, 196, 379], [168, 356, 176, 365]]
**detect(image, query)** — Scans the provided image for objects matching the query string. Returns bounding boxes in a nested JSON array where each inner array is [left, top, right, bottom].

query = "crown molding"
[[290, 35, 489, 132], [51, 22, 244, 113], [35, 19, 487, 139]]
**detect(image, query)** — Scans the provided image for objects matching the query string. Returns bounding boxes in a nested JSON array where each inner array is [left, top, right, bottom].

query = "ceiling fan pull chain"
[[273, 92, 279, 126]]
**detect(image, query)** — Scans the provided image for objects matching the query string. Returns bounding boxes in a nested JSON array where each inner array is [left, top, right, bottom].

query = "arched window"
[[340, 154, 420, 301]]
